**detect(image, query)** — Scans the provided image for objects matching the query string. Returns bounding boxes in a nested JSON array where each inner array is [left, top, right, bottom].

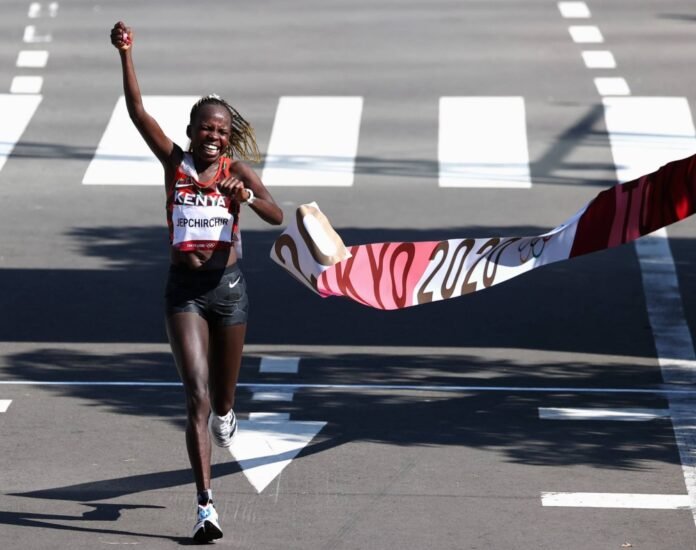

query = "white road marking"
[[594, 77, 631, 96], [568, 25, 604, 43], [604, 95, 696, 526], [262, 96, 363, 187], [252, 391, 295, 402], [637, 234, 696, 384], [229, 418, 326, 493], [23, 25, 52, 43], [10, 76, 43, 94], [603, 97, 695, 182], [0, 400, 12, 413], [581, 50, 616, 69], [248, 412, 291, 422], [16, 50, 49, 68], [0, 93, 43, 173], [558, 2, 591, 18], [28, 2, 59, 17], [438, 96, 531, 188], [0, 380, 695, 396], [637, 231, 696, 525], [542, 492, 690, 509], [259, 356, 300, 374], [539, 407, 670, 421], [82, 95, 196, 185]]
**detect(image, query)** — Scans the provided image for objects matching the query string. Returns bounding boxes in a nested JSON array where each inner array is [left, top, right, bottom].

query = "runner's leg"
[[208, 323, 247, 416], [166, 312, 212, 492]]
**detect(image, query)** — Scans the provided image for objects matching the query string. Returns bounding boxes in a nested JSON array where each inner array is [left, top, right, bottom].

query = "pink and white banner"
[[270, 153, 696, 310]]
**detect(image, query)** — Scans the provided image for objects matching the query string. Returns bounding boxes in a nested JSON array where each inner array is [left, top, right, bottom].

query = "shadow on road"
[[0, 224, 663, 358], [1, 223, 694, 536], [0, 503, 191, 543]]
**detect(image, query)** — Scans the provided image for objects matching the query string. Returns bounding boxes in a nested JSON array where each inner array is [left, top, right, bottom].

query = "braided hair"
[[189, 94, 261, 163]]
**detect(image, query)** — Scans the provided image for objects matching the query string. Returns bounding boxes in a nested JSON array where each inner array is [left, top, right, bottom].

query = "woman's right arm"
[[110, 22, 180, 168]]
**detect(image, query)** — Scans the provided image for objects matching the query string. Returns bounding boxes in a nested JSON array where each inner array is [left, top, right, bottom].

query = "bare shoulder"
[[229, 159, 262, 183], [228, 159, 254, 176]]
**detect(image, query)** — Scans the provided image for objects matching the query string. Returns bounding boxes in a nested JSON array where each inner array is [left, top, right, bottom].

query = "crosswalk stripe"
[[0, 93, 42, 173], [262, 96, 363, 187], [438, 96, 531, 188], [0, 400, 11, 413], [80, 95, 694, 189], [603, 97, 696, 182], [82, 95, 196, 185]]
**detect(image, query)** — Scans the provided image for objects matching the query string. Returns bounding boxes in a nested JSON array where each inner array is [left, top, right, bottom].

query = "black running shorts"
[[165, 263, 249, 326]]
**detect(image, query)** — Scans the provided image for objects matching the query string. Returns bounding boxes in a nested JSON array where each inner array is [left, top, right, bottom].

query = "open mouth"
[[202, 143, 220, 155]]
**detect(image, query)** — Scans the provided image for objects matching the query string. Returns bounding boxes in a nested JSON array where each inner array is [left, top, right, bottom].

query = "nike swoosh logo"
[[175, 182, 193, 188], [228, 277, 241, 289]]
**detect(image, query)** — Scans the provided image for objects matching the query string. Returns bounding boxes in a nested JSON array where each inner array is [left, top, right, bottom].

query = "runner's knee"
[[185, 386, 210, 420]]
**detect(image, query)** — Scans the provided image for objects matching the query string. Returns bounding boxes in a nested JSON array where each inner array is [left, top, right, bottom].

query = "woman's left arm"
[[221, 162, 284, 225]]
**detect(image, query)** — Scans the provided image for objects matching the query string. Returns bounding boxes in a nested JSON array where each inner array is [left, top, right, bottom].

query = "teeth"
[[203, 144, 219, 152]]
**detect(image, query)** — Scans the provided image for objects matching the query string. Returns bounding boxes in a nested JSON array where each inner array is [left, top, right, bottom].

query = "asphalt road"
[[1, 1, 696, 548]]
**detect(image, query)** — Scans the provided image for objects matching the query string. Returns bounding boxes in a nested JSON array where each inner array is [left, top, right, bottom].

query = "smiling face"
[[187, 103, 233, 164]]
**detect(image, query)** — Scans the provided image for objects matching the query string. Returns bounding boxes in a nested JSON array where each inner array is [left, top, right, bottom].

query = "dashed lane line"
[[251, 391, 295, 402], [539, 407, 670, 421], [558, 2, 591, 19], [557, 0, 696, 524], [568, 25, 603, 43], [581, 50, 616, 69], [10, 76, 43, 94], [23, 25, 52, 43], [28, 2, 58, 19], [16, 50, 49, 68], [259, 356, 300, 374], [542, 492, 690, 510], [594, 77, 630, 96]]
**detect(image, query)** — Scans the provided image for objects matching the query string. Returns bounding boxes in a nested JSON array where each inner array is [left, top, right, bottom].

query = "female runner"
[[110, 21, 283, 543]]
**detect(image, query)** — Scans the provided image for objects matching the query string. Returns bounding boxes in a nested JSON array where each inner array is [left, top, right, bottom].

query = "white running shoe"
[[208, 410, 238, 448], [192, 502, 223, 543]]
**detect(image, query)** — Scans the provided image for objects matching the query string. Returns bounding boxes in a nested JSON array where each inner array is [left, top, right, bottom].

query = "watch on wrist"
[[244, 188, 256, 205]]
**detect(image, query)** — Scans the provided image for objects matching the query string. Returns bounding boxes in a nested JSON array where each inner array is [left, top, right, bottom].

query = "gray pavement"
[[2, 1, 696, 548]]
